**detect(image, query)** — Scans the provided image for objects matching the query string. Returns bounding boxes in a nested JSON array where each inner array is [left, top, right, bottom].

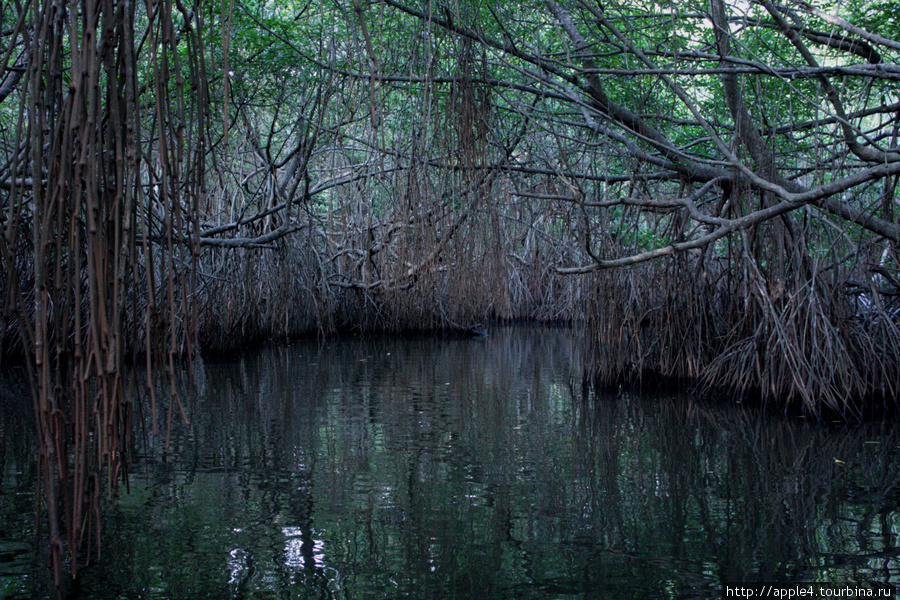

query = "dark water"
[[2, 327, 900, 599]]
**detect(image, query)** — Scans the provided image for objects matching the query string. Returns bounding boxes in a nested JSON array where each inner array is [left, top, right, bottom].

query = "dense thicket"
[[1, 0, 900, 592], [188, 0, 899, 416]]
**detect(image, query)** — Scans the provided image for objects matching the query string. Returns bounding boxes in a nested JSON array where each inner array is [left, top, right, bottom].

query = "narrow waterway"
[[2, 327, 899, 598]]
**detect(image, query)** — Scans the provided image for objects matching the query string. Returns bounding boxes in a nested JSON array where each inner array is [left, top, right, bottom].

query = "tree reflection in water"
[[1, 327, 899, 599]]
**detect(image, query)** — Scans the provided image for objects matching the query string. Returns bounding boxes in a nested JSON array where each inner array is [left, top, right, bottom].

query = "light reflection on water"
[[1, 326, 900, 599]]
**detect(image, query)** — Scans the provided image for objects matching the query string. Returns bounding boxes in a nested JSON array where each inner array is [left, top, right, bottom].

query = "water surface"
[[2, 327, 899, 598]]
